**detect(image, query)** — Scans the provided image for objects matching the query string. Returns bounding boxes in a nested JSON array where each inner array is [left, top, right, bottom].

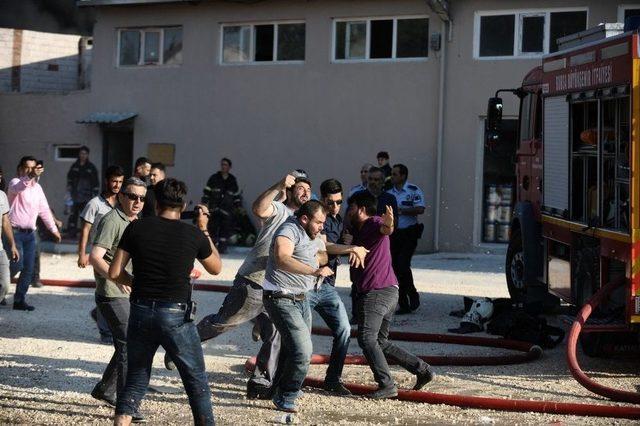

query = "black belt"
[[132, 298, 187, 310], [12, 227, 35, 233], [264, 290, 306, 302]]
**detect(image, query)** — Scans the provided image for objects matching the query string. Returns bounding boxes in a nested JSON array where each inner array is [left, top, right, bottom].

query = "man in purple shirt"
[[347, 191, 434, 399]]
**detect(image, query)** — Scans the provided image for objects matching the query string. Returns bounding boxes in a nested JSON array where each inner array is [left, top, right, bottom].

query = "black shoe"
[[0, 298, 6, 306], [395, 308, 412, 315], [324, 381, 352, 396], [132, 412, 147, 423], [368, 385, 398, 399], [246, 385, 272, 400], [409, 294, 420, 311], [164, 352, 176, 370], [91, 386, 116, 407], [414, 365, 435, 390], [13, 301, 35, 311], [90, 308, 98, 322], [31, 281, 43, 288]]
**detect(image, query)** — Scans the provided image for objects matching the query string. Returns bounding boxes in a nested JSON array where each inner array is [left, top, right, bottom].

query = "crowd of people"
[[0, 150, 430, 424]]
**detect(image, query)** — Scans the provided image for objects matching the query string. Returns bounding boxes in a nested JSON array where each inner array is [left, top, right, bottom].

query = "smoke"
[[0, 0, 94, 35]]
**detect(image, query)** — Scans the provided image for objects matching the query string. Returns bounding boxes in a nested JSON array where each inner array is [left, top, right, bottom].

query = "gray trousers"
[[197, 275, 280, 390], [0, 250, 9, 301]]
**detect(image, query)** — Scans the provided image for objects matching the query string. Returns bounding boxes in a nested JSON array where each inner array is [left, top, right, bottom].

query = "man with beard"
[[77, 165, 125, 343], [263, 200, 333, 412], [133, 157, 151, 184], [347, 191, 434, 399], [89, 177, 146, 422], [141, 162, 166, 218], [165, 172, 310, 399]]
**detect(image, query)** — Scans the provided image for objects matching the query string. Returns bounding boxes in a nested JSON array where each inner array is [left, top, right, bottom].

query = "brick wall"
[[0, 27, 92, 93]]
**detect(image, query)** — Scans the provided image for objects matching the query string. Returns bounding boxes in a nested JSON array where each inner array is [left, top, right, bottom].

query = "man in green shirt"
[[89, 177, 146, 423]]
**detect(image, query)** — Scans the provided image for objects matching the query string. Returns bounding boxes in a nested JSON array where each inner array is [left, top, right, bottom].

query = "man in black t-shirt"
[[109, 178, 222, 426]]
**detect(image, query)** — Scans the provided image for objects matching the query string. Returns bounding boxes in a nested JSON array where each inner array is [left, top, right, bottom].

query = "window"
[[221, 22, 305, 64], [618, 5, 640, 22], [475, 9, 587, 58], [334, 16, 429, 61], [55, 145, 83, 161], [118, 27, 183, 66], [569, 91, 630, 232]]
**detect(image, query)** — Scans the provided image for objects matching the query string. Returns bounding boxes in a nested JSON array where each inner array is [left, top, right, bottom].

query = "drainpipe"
[[433, 18, 447, 252]]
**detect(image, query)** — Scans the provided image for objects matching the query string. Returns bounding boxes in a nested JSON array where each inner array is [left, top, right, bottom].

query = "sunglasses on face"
[[122, 192, 146, 202], [326, 199, 343, 206]]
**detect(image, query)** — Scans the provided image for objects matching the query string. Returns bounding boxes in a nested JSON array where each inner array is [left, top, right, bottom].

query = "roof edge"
[[78, 0, 192, 7]]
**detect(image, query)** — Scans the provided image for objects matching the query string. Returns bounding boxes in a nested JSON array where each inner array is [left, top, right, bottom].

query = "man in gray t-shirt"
[[263, 200, 333, 412], [173, 173, 312, 399], [0, 190, 19, 302]]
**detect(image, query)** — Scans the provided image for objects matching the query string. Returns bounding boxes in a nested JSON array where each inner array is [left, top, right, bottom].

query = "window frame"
[[54, 145, 83, 162], [331, 15, 429, 63], [617, 4, 640, 22], [116, 26, 183, 68], [474, 7, 589, 60], [219, 20, 306, 66]]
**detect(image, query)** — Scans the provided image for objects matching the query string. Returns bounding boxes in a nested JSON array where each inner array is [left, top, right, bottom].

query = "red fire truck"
[[486, 24, 640, 344]]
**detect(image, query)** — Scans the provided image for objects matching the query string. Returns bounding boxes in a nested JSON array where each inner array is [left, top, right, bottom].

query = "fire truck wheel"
[[506, 232, 526, 302]]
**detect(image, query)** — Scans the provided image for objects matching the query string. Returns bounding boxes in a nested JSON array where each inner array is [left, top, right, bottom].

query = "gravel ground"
[[0, 251, 638, 425]]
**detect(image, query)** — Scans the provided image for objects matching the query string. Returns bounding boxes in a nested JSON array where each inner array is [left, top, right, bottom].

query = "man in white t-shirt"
[[0, 189, 19, 303]]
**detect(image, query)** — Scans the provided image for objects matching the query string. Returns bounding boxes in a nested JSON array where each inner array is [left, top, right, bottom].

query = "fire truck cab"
[[487, 23, 640, 334]]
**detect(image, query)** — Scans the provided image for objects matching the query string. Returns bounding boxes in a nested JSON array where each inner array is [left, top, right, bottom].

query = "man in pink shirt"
[[8, 156, 61, 311]]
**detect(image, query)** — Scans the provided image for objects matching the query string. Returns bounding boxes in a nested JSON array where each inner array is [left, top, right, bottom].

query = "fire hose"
[[40, 277, 640, 419]]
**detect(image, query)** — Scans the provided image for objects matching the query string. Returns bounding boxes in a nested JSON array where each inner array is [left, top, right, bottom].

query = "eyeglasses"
[[326, 199, 343, 206], [122, 192, 146, 202]]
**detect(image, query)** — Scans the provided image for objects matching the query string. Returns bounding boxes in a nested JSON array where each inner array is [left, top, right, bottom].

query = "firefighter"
[[202, 157, 240, 253]]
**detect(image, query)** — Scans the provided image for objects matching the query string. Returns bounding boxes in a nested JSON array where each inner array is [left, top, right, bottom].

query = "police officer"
[[202, 157, 240, 253], [387, 164, 425, 314]]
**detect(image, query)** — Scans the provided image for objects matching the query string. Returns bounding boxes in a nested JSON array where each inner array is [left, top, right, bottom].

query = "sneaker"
[[414, 365, 435, 390], [13, 301, 35, 311], [0, 298, 6, 306], [368, 385, 398, 399], [164, 352, 176, 371], [324, 381, 352, 396], [90, 385, 116, 407], [31, 281, 43, 288], [272, 397, 298, 413], [132, 412, 147, 423], [251, 321, 261, 342]]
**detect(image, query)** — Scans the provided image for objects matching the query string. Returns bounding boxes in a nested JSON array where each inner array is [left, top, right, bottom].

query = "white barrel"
[[485, 204, 498, 222], [499, 184, 513, 204], [497, 221, 510, 243], [486, 185, 500, 205], [484, 220, 496, 242], [498, 203, 513, 222]]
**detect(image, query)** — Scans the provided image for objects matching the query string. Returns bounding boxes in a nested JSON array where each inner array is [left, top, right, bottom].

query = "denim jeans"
[[116, 301, 214, 425], [94, 295, 129, 399], [356, 286, 426, 388], [10, 229, 36, 304], [197, 276, 280, 391], [263, 293, 312, 406], [0, 250, 9, 301], [307, 283, 350, 385]]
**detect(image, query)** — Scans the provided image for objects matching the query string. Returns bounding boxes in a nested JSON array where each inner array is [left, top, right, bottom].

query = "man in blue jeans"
[[7, 156, 61, 311], [109, 179, 222, 426], [307, 178, 368, 395], [263, 200, 334, 413]]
